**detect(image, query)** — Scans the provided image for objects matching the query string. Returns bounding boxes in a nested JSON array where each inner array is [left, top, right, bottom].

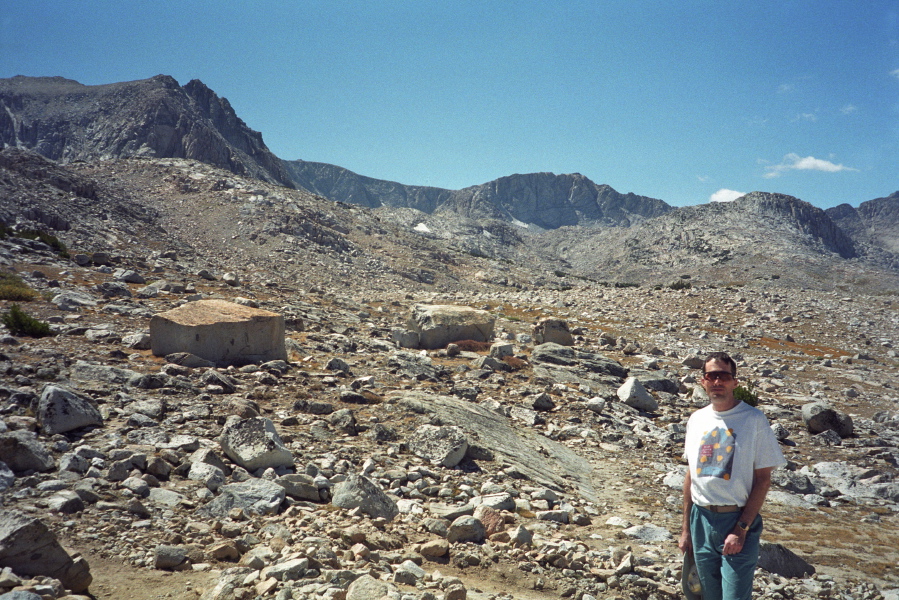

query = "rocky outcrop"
[[828, 192, 899, 266], [284, 161, 671, 229], [149, 299, 287, 366], [0, 75, 293, 187], [737, 192, 857, 259], [407, 304, 495, 350], [0, 511, 92, 592]]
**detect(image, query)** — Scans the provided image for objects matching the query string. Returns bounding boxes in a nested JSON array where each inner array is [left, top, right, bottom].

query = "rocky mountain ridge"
[[4, 75, 897, 266], [0, 75, 294, 188]]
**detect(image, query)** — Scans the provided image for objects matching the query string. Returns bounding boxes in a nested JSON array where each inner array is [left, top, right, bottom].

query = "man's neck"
[[711, 397, 740, 412]]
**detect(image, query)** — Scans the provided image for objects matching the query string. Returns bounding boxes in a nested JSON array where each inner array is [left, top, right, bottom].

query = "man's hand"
[[678, 530, 692, 555], [722, 530, 745, 555]]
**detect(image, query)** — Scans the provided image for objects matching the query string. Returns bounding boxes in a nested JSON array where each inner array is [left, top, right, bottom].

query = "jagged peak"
[[147, 74, 180, 89]]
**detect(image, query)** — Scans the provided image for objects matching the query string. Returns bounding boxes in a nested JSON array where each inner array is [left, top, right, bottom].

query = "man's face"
[[701, 358, 738, 402]]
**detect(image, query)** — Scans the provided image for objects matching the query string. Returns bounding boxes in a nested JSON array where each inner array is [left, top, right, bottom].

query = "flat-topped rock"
[[149, 299, 286, 366]]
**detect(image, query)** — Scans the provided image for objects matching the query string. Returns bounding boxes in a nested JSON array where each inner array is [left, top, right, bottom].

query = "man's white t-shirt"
[[685, 401, 786, 507]]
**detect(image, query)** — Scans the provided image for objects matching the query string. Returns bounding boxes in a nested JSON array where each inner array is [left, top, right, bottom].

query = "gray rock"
[[474, 492, 516, 512], [586, 397, 607, 414], [262, 557, 309, 581], [94, 281, 132, 298], [47, 491, 84, 514], [37, 385, 103, 435], [126, 398, 166, 420], [390, 328, 419, 349], [114, 269, 146, 284], [617, 377, 658, 412], [329, 408, 357, 435], [771, 422, 790, 441], [70, 360, 139, 385], [531, 392, 556, 411], [0, 510, 92, 592], [531, 343, 576, 366], [0, 462, 14, 492], [189, 448, 231, 475], [386, 351, 439, 381], [122, 332, 152, 350], [331, 474, 399, 522], [408, 425, 469, 467], [802, 402, 853, 437], [622, 523, 673, 542], [164, 352, 216, 368], [154, 544, 189, 570], [537, 510, 569, 523], [0, 591, 43, 600], [120, 476, 150, 497], [758, 542, 815, 578], [533, 317, 573, 346], [51, 290, 97, 311], [276, 473, 322, 502], [188, 462, 226, 492], [446, 515, 486, 544], [346, 574, 396, 600], [148, 488, 186, 508], [197, 479, 286, 518], [0, 431, 55, 473], [200, 369, 238, 393], [408, 304, 494, 350], [219, 417, 294, 471], [391, 391, 598, 503]]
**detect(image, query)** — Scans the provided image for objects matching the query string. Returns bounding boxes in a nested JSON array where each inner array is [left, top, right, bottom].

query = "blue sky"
[[2, 1, 897, 208]]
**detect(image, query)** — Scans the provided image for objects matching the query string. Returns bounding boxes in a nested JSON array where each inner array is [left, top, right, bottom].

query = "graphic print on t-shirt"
[[696, 427, 735, 480]]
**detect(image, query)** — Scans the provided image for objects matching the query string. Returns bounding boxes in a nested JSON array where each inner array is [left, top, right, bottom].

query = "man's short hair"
[[703, 352, 737, 376]]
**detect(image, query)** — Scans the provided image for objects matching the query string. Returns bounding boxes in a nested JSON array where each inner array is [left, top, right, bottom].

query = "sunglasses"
[[703, 371, 735, 382]]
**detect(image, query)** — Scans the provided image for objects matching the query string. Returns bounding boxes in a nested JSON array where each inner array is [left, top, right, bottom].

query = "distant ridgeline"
[[1, 74, 897, 278]]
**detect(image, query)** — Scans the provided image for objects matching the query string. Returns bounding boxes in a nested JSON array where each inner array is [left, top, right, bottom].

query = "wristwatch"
[[737, 520, 750, 532]]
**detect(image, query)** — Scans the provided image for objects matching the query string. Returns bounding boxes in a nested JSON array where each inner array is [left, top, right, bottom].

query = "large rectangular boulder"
[[408, 304, 494, 350], [150, 300, 286, 366]]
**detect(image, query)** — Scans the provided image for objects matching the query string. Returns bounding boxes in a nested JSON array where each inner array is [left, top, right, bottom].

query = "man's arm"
[[722, 466, 774, 555], [679, 468, 693, 554]]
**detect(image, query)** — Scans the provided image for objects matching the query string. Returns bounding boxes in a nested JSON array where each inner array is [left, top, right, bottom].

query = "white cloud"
[[840, 104, 857, 115], [891, 68, 899, 79], [710, 189, 746, 203], [777, 83, 795, 94], [793, 112, 817, 122], [763, 153, 858, 179]]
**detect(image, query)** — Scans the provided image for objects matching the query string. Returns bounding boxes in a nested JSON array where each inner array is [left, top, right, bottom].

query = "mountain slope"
[[284, 160, 671, 228], [0, 75, 294, 187], [532, 191, 898, 290], [827, 192, 899, 260]]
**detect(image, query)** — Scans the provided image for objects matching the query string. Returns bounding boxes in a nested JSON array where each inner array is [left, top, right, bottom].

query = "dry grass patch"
[[452, 339, 492, 352]]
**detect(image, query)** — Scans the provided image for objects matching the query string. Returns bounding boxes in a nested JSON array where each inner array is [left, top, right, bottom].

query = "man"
[[679, 352, 786, 600]]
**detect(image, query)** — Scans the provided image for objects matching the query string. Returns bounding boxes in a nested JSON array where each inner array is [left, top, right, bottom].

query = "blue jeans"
[[690, 505, 762, 600]]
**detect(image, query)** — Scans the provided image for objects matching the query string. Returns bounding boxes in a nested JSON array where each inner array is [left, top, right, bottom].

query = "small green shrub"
[[554, 270, 567, 278], [669, 279, 692, 290], [17, 229, 69, 258], [614, 282, 639, 288], [734, 381, 759, 407], [1, 304, 52, 337], [0, 273, 38, 301]]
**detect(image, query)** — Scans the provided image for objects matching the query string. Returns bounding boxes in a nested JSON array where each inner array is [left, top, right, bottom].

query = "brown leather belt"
[[703, 504, 741, 513]]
